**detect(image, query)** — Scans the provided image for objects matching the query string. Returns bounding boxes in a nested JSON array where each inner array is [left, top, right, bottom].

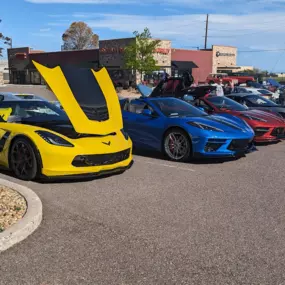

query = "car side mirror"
[[141, 109, 152, 116], [183, 94, 194, 102], [198, 107, 205, 111]]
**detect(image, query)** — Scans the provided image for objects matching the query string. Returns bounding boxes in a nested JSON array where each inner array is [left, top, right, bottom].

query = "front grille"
[[81, 105, 109, 121], [72, 148, 130, 167], [254, 127, 270, 137], [227, 139, 250, 151], [271, 127, 285, 137]]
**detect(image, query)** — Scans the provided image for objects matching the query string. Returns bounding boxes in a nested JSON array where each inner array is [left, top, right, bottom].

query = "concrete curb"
[[0, 179, 42, 252]]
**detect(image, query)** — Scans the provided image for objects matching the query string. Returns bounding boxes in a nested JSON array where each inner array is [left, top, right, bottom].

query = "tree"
[[124, 28, 161, 82], [62, 22, 99, 50], [0, 19, 11, 57]]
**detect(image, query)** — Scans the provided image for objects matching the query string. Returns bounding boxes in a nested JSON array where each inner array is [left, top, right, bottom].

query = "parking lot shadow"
[[133, 148, 246, 165], [0, 167, 123, 184]]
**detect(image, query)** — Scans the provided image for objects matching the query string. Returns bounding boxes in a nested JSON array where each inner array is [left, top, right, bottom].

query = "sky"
[[1, 0, 285, 72]]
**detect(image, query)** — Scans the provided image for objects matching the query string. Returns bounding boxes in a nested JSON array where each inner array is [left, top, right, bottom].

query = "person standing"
[[215, 78, 224, 96], [279, 89, 285, 106]]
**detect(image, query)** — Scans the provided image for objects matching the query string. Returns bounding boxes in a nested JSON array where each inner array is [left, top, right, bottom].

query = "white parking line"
[[135, 159, 196, 172]]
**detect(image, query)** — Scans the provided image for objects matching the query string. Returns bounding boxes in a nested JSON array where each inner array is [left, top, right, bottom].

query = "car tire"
[[9, 137, 39, 181], [163, 128, 192, 162]]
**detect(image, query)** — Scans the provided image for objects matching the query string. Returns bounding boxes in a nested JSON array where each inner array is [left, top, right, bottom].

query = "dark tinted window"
[[17, 95, 35, 99], [0, 100, 69, 123], [245, 95, 277, 106], [207, 96, 248, 111], [152, 98, 207, 117], [61, 66, 109, 121]]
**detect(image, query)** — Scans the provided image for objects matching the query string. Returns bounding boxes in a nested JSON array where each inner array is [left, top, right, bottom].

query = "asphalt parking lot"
[[0, 141, 285, 285]]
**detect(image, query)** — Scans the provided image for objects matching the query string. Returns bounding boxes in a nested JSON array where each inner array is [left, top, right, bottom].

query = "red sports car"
[[195, 95, 285, 142]]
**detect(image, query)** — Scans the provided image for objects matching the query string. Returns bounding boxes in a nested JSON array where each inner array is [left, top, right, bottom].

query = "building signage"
[[216, 51, 235, 57], [100, 47, 170, 55], [100, 47, 124, 54]]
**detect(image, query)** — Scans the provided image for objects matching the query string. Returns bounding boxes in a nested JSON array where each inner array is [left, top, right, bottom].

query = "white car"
[[233, 87, 276, 100]]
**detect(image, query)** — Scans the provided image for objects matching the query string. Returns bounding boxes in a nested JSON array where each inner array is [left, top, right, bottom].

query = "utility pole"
[[204, 14, 209, 49]]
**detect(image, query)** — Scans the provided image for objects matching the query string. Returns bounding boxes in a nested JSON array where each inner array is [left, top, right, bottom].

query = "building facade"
[[7, 41, 251, 86], [99, 38, 172, 85], [212, 45, 237, 74], [0, 59, 8, 84]]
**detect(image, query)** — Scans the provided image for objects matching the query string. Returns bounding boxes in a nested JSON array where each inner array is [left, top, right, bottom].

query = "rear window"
[[17, 95, 34, 99], [61, 66, 109, 121]]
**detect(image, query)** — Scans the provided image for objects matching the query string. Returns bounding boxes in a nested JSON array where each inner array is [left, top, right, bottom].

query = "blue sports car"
[[120, 96, 255, 161]]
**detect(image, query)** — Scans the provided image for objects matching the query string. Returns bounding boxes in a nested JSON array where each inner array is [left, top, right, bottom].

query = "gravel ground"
[[0, 186, 27, 232]]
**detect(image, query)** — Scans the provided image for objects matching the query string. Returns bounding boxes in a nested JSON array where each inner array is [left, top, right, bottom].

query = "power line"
[[238, 49, 285, 53], [208, 18, 285, 32]]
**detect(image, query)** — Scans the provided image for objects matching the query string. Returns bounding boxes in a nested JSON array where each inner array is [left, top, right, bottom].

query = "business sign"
[[216, 51, 235, 57], [100, 47, 125, 54], [100, 47, 170, 55]]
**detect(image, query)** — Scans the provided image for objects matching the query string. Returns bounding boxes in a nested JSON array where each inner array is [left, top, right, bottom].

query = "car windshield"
[[207, 96, 248, 111], [151, 98, 207, 117], [0, 100, 69, 124], [257, 89, 272, 95], [245, 95, 277, 106]]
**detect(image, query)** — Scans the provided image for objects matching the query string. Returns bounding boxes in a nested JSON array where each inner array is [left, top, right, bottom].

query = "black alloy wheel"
[[163, 129, 192, 162], [10, 138, 38, 181]]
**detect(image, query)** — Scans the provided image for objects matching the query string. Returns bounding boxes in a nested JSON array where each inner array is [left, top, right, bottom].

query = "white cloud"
[[26, 0, 133, 3], [31, 32, 56, 37], [39, 28, 51, 32], [24, 0, 285, 13], [46, 11, 285, 51]]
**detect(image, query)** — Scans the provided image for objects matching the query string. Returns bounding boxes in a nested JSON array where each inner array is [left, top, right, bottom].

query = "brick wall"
[[171, 49, 213, 83]]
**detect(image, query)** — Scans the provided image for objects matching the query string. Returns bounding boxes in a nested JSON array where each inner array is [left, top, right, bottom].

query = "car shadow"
[[0, 167, 123, 184], [255, 140, 281, 147], [133, 148, 245, 165]]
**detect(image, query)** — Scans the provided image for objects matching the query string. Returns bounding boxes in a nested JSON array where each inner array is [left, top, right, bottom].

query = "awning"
[[171, 61, 198, 70], [217, 66, 241, 70]]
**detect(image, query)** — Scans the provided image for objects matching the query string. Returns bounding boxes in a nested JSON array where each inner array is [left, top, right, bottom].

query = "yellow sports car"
[[0, 61, 133, 180]]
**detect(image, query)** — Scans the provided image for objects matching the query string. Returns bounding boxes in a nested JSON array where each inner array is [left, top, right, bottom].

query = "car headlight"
[[35, 130, 74, 147], [187, 122, 224, 132], [241, 114, 267, 122], [121, 128, 129, 140]]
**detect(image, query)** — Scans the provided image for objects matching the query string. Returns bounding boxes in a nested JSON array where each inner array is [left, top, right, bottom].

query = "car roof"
[[228, 93, 251, 97], [0, 92, 34, 95], [0, 99, 48, 103]]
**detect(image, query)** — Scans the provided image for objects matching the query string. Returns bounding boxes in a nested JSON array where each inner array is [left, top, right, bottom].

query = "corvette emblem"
[[102, 141, 111, 146]]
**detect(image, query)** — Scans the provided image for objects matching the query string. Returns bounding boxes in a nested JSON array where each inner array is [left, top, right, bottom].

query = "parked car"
[[0, 92, 26, 101], [0, 61, 133, 181], [13, 93, 49, 101], [206, 73, 254, 85], [226, 93, 285, 118], [120, 96, 255, 161], [192, 95, 285, 142], [232, 87, 275, 100]]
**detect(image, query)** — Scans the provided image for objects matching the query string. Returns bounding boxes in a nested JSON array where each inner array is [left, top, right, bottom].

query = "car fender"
[[162, 125, 193, 142], [7, 133, 43, 172], [214, 113, 245, 125]]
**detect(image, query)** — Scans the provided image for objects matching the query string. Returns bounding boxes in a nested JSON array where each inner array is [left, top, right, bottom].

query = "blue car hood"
[[185, 115, 253, 134], [137, 84, 152, 97]]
